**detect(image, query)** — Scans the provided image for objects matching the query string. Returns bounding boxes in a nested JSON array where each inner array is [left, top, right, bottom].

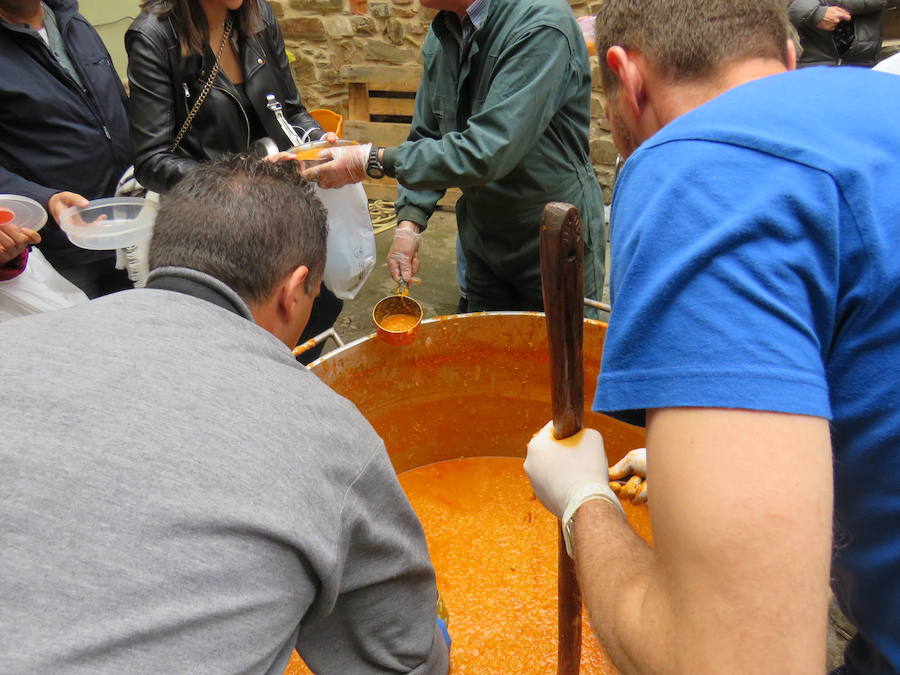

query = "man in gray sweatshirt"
[[0, 157, 449, 674]]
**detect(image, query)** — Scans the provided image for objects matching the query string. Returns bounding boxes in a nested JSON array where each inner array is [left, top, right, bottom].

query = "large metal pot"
[[311, 313, 645, 471]]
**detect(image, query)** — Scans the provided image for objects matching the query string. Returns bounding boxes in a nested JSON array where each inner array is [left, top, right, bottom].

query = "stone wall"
[[270, 0, 618, 199], [272, 2, 900, 201]]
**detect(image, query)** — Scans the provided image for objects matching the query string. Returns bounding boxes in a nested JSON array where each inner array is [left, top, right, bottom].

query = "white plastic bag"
[[315, 183, 376, 300], [0, 248, 88, 321]]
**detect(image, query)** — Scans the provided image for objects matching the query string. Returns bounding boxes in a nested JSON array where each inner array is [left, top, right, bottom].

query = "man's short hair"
[[149, 156, 327, 303], [595, 0, 790, 93]]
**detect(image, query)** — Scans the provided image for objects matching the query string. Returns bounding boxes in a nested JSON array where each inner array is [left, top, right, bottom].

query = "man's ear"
[[606, 46, 645, 118], [278, 265, 311, 321], [785, 39, 798, 71]]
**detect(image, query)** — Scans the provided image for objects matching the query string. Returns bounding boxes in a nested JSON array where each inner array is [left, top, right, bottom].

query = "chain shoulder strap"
[[169, 16, 234, 153]]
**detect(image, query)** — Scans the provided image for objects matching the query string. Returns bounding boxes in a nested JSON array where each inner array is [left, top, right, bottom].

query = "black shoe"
[[457, 295, 469, 314]]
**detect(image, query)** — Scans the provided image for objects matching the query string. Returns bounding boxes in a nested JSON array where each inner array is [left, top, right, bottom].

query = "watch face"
[[366, 147, 385, 179]]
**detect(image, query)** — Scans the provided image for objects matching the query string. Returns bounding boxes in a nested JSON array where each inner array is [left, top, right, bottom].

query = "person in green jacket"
[[304, 0, 605, 314]]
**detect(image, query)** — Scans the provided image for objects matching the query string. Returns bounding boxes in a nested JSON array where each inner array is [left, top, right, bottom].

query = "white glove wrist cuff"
[[394, 228, 421, 242], [561, 482, 626, 557]]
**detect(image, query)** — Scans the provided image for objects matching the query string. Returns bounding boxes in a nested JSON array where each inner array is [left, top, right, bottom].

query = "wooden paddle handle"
[[540, 202, 585, 675]]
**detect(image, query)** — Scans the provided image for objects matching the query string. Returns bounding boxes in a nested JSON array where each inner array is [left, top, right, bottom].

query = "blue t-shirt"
[[594, 67, 900, 674]]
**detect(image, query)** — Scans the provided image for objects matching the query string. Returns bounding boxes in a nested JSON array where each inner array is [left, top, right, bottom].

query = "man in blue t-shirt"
[[524, 0, 900, 673]]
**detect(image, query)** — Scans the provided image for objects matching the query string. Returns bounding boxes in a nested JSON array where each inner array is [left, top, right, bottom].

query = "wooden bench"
[[339, 65, 461, 208]]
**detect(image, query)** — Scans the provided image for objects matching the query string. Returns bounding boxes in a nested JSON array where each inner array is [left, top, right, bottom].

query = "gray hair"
[[149, 155, 327, 303]]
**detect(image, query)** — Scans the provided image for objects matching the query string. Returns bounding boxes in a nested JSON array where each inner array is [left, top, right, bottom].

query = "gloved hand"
[[301, 142, 372, 189], [387, 223, 421, 283], [609, 447, 648, 504], [525, 421, 625, 554]]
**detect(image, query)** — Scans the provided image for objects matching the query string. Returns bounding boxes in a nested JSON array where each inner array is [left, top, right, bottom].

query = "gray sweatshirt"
[[0, 270, 448, 674]]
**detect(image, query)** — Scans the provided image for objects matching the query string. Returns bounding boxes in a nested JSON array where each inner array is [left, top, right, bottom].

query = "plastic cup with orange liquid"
[[291, 139, 358, 172]]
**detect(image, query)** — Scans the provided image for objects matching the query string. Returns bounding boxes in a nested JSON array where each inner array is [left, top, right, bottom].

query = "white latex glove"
[[609, 447, 648, 504], [301, 142, 371, 189], [387, 224, 421, 283], [525, 421, 625, 554]]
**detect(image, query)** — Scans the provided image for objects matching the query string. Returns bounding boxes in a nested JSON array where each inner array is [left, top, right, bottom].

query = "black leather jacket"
[[125, 0, 323, 194]]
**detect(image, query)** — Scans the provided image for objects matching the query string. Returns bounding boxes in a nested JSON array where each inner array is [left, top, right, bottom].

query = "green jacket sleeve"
[[387, 26, 577, 192], [393, 61, 448, 229]]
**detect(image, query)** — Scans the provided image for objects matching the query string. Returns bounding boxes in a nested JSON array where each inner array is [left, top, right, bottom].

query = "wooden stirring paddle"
[[539, 202, 586, 675]]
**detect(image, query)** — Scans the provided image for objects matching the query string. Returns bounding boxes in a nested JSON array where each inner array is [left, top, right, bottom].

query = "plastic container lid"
[[292, 138, 357, 162], [0, 195, 48, 231], [59, 197, 158, 251]]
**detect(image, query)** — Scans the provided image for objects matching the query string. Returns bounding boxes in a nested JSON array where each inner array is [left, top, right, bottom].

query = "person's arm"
[[125, 27, 201, 194], [296, 448, 449, 674], [384, 26, 580, 190], [0, 165, 59, 211], [306, 26, 579, 192], [788, 0, 829, 28], [526, 134, 844, 672], [571, 408, 832, 673], [0, 166, 89, 224], [833, 0, 891, 15], [393, 38, 447, 229]]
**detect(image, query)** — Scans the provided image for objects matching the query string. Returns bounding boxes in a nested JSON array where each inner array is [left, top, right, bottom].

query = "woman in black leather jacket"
[[126, 0, 341, 362]]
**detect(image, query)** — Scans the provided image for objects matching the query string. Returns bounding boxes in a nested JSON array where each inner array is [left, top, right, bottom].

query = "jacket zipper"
[[57, 17, 118, 162], [181, 82, 191, 119], [212, 84, 251, 151]]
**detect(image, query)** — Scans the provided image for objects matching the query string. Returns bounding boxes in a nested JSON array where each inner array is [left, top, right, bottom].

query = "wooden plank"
[[347, 82, 369, 122], [340, 65, 422, 87], [368, 83, 418, 95], [368, 97, 416, 118], [343, 120, 412, 147]]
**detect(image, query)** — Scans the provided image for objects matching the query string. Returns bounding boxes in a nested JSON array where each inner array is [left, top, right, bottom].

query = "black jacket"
[[0, 0, 131, 267], [789, 0, 898, 67], [126, 0, 323, 194]]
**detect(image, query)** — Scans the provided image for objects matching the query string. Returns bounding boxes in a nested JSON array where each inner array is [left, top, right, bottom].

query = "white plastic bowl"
[[0, 195, 47, 231], [60, 197, 157, 250]]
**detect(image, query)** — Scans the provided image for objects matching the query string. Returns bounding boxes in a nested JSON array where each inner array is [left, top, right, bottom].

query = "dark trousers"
[[296, 285, 343, 365], [55, 257, 133, 299], [464, 246, 544, 313]]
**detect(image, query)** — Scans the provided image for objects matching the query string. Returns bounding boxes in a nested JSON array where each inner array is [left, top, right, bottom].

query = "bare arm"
[[573, 408, 833, 673]]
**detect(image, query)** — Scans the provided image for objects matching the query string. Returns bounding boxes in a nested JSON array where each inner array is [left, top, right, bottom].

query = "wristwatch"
[[365, 145, 386, 179]]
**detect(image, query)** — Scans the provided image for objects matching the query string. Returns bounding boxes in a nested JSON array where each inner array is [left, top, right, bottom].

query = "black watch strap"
[[365, 146, 386, 179]]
